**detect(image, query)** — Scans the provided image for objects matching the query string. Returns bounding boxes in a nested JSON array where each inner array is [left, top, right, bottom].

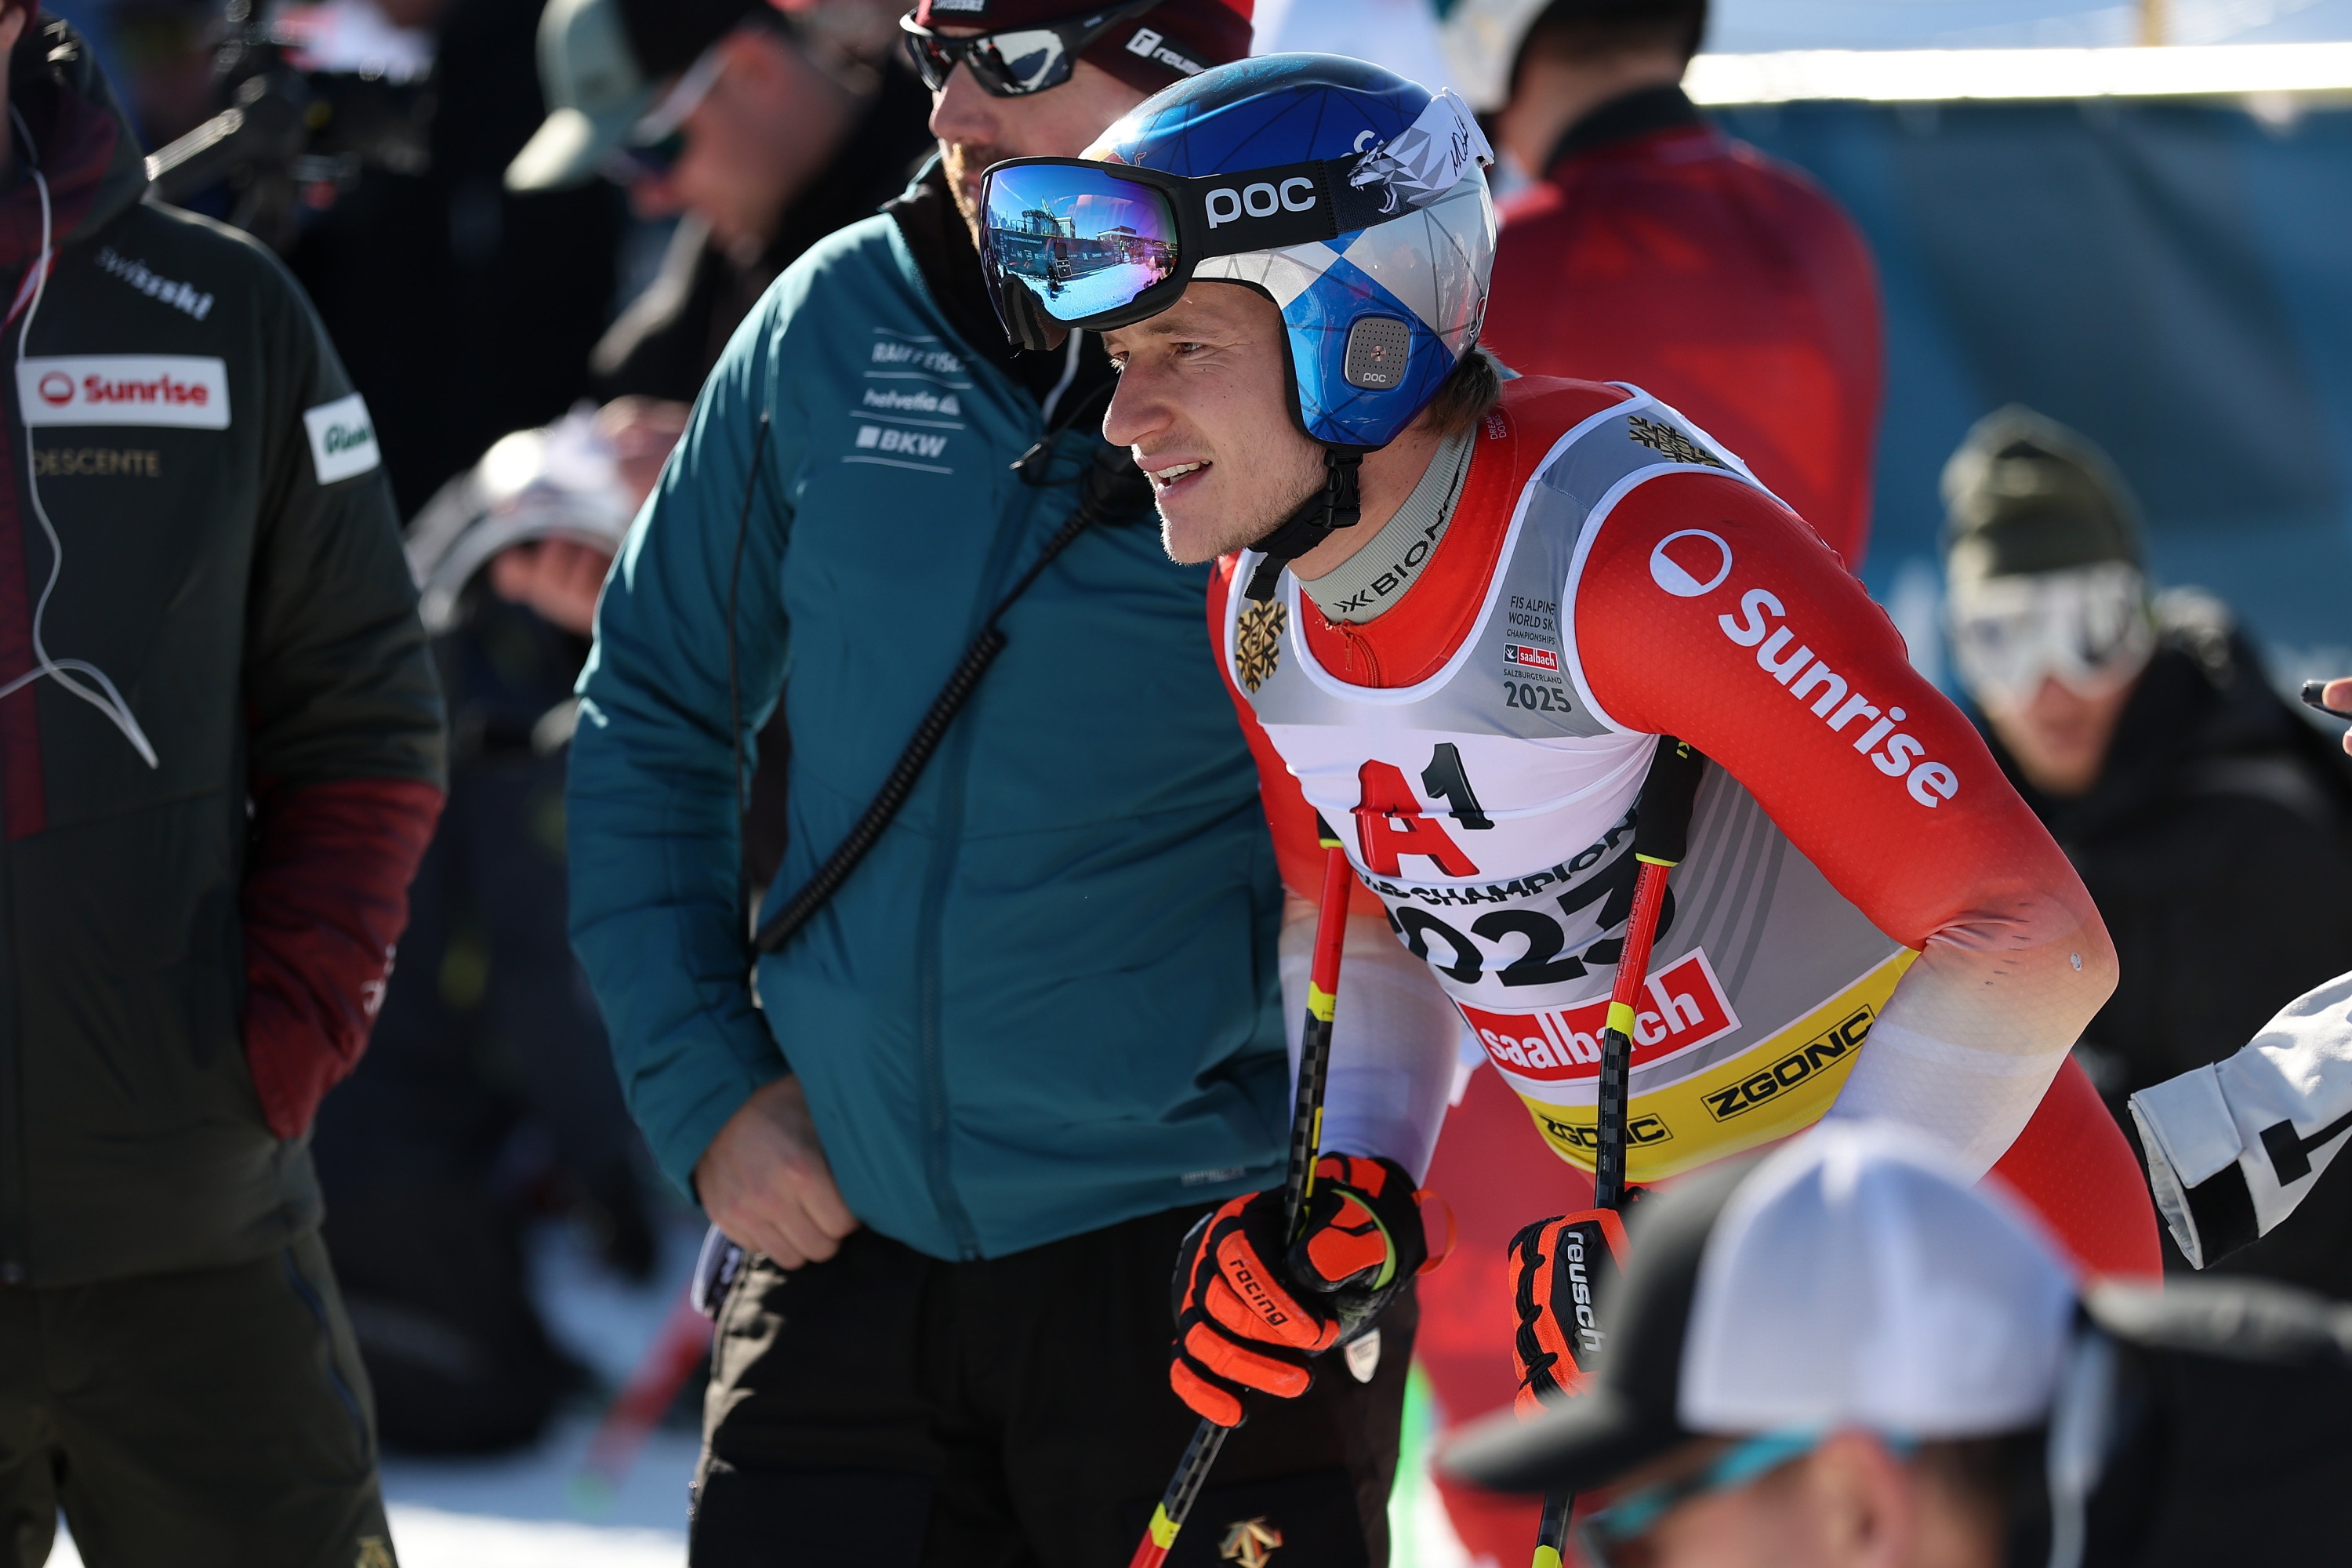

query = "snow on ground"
[[352, 1214, 712, 1563], [1014, 260, 1170, 320]]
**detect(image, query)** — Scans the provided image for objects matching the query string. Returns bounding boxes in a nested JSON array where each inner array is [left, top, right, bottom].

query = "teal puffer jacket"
[[568, 209, 1288, 1261]]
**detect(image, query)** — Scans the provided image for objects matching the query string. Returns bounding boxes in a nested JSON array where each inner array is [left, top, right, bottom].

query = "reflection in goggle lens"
[[902, 27, 1073, 95], [982, 165, 1181, 324], [982, 32, 1065, 91]]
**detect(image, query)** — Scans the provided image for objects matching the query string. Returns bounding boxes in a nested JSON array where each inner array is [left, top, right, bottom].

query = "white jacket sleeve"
[[1279, 908, 1464, 1183], [2129, 969, 2352, 1269]]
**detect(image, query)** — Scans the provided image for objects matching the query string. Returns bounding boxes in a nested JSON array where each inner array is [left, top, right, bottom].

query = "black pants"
[[691, 1204, 1414, 1568], [0, 1234, 394, 1568]]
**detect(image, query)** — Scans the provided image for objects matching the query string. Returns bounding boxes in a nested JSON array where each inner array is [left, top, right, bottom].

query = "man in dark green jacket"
[[568, 1, 1419, 1562], [0, 11, 444, 1564]]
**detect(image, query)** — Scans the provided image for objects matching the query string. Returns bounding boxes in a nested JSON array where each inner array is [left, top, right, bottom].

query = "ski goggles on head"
[[1947, 561, 2155, 712], [975, 89, 1492, 334], [899, 1, 1159, 97]]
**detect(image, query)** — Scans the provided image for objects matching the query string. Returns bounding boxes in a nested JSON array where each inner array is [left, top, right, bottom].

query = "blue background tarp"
[[1718, 98, 2352, 680]]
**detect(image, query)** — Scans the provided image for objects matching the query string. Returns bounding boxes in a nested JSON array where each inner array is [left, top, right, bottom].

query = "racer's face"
[[928, 39, 1147, 246], [1101, 282, 1325, 565]]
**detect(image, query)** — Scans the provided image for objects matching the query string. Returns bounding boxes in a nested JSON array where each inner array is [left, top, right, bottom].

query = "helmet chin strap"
[[1243, 448, 1363, 602]]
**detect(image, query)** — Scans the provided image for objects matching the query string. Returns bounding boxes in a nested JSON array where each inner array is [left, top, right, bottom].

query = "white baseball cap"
[[1443, 1122, 2080, 1495]]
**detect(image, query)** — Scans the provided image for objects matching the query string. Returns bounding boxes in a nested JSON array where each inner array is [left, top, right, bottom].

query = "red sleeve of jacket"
[[1571, 470, 2088, 950], [241, 776, 442, 1139], [1486, 130, 1883, 570], [1208, 555, 1388, 914]]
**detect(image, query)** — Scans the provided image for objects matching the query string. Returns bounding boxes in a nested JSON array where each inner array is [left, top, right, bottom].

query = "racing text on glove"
[[1169, 1154, 1450, 1426]]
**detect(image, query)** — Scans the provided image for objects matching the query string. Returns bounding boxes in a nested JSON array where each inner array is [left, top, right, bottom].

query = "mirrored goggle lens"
[[1950, 568, 2150, 706], [980, 165, 1181, 325]]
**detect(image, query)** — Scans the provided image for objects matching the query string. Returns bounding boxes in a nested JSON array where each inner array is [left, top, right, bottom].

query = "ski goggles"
[[1947, 561, 2154, 712], [975, 89, 1491, 332], [1575, 1429, 1914, 1568], [899, 1, 1160, 97]]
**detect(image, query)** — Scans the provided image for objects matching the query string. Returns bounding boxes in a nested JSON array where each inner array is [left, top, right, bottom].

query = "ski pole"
[[1533, 737, 1705, 1568], [1128, 818, 1358, 1568]]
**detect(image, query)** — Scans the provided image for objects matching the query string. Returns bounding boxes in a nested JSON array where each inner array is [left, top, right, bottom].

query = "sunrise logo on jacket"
[[1648, 529, 1961, 810], [16, 354, 230, 430]]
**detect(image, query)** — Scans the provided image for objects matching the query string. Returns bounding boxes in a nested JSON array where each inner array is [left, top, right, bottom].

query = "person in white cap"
[[1441, 1120, 2352, 1568]]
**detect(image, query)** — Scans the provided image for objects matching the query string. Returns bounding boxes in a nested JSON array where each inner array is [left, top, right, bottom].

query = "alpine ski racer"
[[975, 54, 2162, 1431]]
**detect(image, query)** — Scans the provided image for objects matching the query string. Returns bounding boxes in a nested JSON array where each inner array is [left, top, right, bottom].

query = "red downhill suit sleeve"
[[1486, 126, 1883, 569]]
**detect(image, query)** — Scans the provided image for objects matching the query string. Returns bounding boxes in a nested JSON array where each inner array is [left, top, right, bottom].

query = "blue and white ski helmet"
[[1088, 54, 1497, 451]]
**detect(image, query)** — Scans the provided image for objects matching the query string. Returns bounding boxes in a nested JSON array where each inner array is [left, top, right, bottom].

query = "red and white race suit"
[[1216, 376, 2158, 1272]]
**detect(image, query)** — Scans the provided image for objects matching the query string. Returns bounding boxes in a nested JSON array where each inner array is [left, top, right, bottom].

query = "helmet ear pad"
[[1192, 267, 1461, 458], [1281, 260, 1460, 450]]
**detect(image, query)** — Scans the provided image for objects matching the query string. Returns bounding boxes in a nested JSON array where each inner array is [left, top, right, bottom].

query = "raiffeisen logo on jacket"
[[17, 354, 230, 429]]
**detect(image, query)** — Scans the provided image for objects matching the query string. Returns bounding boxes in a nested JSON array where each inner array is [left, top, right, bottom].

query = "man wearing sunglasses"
[[1442, 1120, 2352, 1568], [567, 2, 1432, 1565], [1941, 405, 2352, 1300]]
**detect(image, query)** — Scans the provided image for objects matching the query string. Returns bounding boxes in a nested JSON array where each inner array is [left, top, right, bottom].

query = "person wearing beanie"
[[1439, 1122, 2352, 1568], [1942, 405, 2352, 1301], [566, 3, 1425, 1564]]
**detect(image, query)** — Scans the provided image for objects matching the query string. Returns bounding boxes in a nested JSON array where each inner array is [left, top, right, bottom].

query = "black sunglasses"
[[898, 1, 1163, 98]]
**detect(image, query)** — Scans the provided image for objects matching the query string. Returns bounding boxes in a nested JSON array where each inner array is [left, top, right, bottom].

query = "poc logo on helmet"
[[1203, 178, 1318, 229]]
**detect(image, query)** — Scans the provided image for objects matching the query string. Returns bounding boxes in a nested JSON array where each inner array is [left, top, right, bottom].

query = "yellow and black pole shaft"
[[1534, 738, 1706, 1568], [1131, 818, 1356, 1568]]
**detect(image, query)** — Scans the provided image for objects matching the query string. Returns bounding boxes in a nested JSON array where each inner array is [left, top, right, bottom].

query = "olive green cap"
[[1939, 405, 2144, 590]]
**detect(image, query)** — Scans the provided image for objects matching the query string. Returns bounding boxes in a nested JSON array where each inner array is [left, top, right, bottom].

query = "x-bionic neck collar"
[[1243, 448, 1363, 602]]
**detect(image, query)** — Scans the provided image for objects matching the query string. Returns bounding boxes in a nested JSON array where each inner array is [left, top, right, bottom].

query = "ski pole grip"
[[1632, 736, 1705, 866]]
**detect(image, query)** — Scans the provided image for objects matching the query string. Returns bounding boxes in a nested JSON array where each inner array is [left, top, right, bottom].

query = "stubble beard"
[[1158, 447, 1327, 566], [942, 141, 1011, 249]]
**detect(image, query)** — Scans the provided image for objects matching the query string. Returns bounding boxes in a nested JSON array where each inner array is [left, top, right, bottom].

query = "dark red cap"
[[911, 0, 1254, 95]]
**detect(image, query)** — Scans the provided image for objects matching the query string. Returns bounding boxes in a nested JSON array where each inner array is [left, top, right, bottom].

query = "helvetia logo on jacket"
[[17, 355, 229, 429]]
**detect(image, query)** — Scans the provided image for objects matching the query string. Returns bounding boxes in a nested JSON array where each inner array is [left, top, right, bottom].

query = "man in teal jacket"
[[567, 2, 1414, 1562]]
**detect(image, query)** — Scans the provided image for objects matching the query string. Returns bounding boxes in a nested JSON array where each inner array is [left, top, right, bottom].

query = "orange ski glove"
[[1509, 1207, 1634, 1417], [1169, 1154, 1450, 1426]]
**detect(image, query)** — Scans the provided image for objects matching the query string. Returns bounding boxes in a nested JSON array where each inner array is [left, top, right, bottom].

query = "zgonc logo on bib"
[[1460, 949, 1740, 1083], [16, 355, 230, 430]]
